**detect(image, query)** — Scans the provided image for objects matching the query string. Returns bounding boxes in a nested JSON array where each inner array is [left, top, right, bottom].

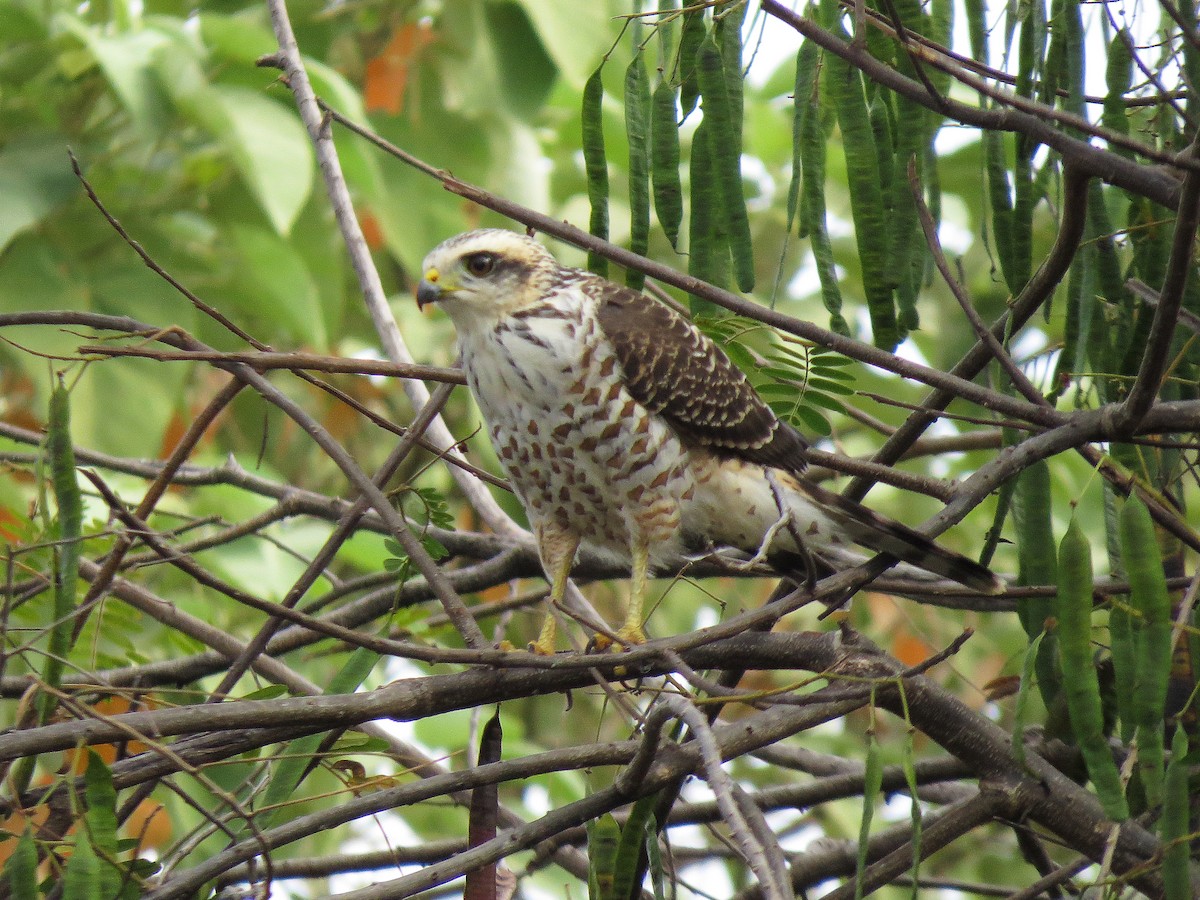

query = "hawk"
[[417, 229, 1001, 652]]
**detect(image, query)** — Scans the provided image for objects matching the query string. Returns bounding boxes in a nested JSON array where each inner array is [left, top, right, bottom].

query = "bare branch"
[[75, 344, 465, 384], [256, 3, 520, 539]]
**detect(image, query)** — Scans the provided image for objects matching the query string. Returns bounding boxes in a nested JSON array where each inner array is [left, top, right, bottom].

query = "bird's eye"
[[464, 253, 496, 277]]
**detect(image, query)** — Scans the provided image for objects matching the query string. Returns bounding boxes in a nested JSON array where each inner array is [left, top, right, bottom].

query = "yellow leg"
[[615, 538, 649, 647], [529, 528, 579, 655], [530, 607, 558, 656], [590, 536, 651, 652]]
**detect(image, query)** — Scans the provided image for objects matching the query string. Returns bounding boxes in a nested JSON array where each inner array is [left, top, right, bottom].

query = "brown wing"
[[592, 278, 808, 472]]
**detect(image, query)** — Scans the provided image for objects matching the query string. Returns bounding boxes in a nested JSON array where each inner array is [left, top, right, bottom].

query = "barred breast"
[[459, 299, 696, 568]]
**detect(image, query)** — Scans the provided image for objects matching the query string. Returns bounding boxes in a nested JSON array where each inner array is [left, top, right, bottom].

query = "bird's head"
[[416, 229, 558, 328]]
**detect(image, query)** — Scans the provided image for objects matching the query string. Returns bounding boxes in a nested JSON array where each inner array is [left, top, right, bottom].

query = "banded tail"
[[796, 479, 1004, 594]]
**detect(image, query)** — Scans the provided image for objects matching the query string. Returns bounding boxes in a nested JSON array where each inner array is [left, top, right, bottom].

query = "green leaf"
[[510, 0, 610, 88], [803, 375, 855, 396], [239, 684, 290, 701], [304, 58, 370, 123], [719, 333, 756, 371], [61, 828, 100, 900], [58, 15, 172, 127], [0, 0, 46, 42], [809, 349, 855, 364], [83, 752, 123, 897], [806, 362, 857, 383], [227, 223, 325, 347], [768, 400, 832, 435], [202, 86, 314, 235], [798, 390, 848, 413], [199, 12, 276, 64], [412, 486, 455, 529], [482, 2, 557, 116], [67, 352, 187, 457], [0, 137, 78, 253], [757, 364, 808, 383], [2, 828, 38, 900]]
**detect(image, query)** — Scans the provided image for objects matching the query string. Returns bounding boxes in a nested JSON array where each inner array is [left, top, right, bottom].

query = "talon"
[[588, 633, 614, 653], [527, 638, 557, 656]]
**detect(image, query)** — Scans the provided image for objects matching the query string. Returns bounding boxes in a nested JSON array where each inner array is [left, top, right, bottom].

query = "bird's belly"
[[481, 391, 694, 565], [462, 320, 704, 566], [680, 455, 845, 555]]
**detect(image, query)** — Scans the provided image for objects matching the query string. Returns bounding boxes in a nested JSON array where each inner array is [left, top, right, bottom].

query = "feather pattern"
[[417, 229, 1003, 607], [593, 282, 808, 471]]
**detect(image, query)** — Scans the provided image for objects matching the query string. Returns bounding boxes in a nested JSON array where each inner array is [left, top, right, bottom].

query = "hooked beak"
[[416, 266, 450, 308], [416, 278, 443, 308]]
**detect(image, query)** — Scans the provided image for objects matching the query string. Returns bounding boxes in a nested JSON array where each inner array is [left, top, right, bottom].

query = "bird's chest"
[[460, 314, 691, 553], [463, 313, 592, 417]]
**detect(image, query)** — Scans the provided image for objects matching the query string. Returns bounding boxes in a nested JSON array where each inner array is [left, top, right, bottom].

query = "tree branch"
[[256, 5, 520, 540], [759, 1, 1185, 206], [1109, 136, 1200, 434]]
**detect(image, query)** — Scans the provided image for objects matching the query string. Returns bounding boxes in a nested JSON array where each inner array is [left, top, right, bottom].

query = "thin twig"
[[75, 345, 465, 383], [907, 158, 1047, 408], [758, 2, 1188, 204], [1111, 136, 1200, 434], [845, 165, 1092, 498], [255, 7, 520, 540], [2, 310, 489, 648], [70, 377, 245, 643], [209, 379, 460, 697], [627, 698, 793, 900], [842, 0, 1198, 164]]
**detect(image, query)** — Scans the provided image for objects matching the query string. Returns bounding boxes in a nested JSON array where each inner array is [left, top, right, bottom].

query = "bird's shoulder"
[[577, 273, 807, 471]]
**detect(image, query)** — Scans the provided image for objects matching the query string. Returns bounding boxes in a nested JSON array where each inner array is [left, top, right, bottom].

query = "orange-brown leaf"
[[891, 628, 935, 668], [364, 22, 434, 115]]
